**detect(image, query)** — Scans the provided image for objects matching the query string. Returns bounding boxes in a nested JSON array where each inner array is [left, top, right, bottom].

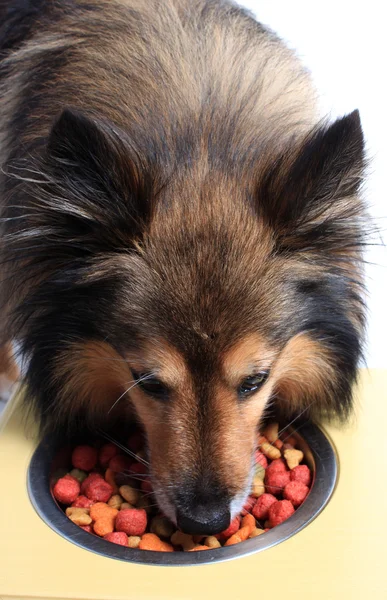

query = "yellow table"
[[1, 369, 386, 600]]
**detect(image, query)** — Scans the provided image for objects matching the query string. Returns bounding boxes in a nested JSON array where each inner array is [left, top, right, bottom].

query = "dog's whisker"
[[277, 402, 318, 439], [96, 429, 150, 467], [120, 470, 152, 478], [107, 372, 155, 415], [140, 491, 155, 498]]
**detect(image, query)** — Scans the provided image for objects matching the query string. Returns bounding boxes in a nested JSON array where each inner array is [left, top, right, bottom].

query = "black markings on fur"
[[0, 1, 368, 434], [258, 110, 366, 253]]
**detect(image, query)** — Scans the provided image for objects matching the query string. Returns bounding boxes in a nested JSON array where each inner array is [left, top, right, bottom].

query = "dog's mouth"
[[149, 466, 255, 535]]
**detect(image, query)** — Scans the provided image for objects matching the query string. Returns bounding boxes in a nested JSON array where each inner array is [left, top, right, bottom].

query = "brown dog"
[[0, 0, 367, 534]]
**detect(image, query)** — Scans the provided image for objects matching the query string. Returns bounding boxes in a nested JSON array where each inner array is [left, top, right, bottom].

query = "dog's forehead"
[[129, 332, 276, 385]]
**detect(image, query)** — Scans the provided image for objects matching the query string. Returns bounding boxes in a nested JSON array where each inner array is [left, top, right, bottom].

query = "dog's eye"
[[132, 371, 169, 400], [238, 372, 269, 398]]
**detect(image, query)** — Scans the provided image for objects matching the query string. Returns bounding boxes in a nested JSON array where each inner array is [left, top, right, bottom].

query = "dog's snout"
[[175, 485, 231, 535]]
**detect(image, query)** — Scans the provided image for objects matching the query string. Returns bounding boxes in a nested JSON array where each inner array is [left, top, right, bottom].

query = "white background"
[[240, 0, 387, 368]]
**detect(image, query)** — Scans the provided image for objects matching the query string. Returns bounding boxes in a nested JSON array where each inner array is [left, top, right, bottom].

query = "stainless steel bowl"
[[27, 422, 337, 566]]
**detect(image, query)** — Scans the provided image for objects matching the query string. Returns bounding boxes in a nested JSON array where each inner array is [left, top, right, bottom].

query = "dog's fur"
[[0, 0, 367, 531]]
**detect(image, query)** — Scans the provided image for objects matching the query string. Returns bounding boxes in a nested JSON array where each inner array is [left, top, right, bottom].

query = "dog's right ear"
[[46, 108, 153, 246], [257, 110, 366, 255]]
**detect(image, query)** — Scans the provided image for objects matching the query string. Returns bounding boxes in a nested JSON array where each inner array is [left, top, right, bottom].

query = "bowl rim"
[[27, 422, 338, 567]]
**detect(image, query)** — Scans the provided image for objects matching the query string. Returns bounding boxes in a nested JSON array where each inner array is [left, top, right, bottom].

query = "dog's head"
[[3, 108, 366, 533]]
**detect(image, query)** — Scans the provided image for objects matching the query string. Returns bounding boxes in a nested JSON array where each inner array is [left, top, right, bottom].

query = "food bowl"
[[27, 421, 337, 566]]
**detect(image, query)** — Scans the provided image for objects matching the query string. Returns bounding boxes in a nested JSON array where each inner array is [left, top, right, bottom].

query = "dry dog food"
[[51, 423, 312, 551]]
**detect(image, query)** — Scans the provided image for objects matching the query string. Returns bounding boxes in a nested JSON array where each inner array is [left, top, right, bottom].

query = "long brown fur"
[[0, 0, 367, 531]]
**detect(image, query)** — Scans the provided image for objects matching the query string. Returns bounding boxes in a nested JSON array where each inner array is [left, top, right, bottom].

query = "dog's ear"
[[258, 110, 366, 253], [46, 108, 153, 245]]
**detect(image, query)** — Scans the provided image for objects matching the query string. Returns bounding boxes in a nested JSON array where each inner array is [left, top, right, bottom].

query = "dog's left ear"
[[46, 108, 153, 246], [258, 110, 366, 253]]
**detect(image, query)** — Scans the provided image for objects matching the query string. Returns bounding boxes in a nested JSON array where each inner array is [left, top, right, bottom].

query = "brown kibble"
[[150, 516, 175, 539], [120, 502, 134, 510], [192, 534, 205, 544], [136, 494, 152, 513], [105, 468, 119, 494], [170, 530, 196, 551], [261, 442, 281, 460], [284, 448, 304, 470], [204, 536, 221, 548], [128, 535, 141, 548], [274, 439, 283, 450], [254, 463, 266, 480], [119, 485, 140, 505], [263, 423, 279, 443], [66, 506, 89, 516], [249, 527, 265, 538], [251, 474, 266, 498], [108, 494, 124, 510], [65, 507, 92, 526]]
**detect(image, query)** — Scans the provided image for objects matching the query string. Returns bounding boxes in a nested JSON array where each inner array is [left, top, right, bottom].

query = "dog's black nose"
[[175, 475, 231, 535], [176, 506, 231, 535]]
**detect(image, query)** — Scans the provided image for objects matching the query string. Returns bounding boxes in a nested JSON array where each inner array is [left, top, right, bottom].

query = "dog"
[[0, 0, 367, 534]]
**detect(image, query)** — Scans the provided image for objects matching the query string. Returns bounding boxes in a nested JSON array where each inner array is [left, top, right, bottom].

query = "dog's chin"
[[229, 464, 256, 520], [152, 480, 178, 526]]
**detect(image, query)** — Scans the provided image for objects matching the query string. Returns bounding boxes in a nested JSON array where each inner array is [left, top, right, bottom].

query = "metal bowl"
[[27, 422, 337, 566]]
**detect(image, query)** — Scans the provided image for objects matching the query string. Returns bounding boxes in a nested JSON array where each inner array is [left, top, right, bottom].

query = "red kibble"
[[129, 462, 148, 476], [71, 445, 98, 471], [283, 442, 295, 450], [218, 516, 241, 540], [290, 464, 312, 487], [255, 450, 268, 469], [108, 455, 133, 473], [285, 436, 297, 447], [85, 478, 114, 503], [265, 469, 290, 495], [115, 508, 147, 536], [141, 480, 153, 494], [103, 532, 129, 546], [71, 495, 95, 509], [52, 475, 80, 505], [266, 458, 287, 475], [109, 454, 132, 473], [268, 500, 295, 526], [283, 481, 309, 507], [252, 493, 277, 520], [99, 443, 119, 468], [80, 525, 93, 533], [81, 473, 104, 495]]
